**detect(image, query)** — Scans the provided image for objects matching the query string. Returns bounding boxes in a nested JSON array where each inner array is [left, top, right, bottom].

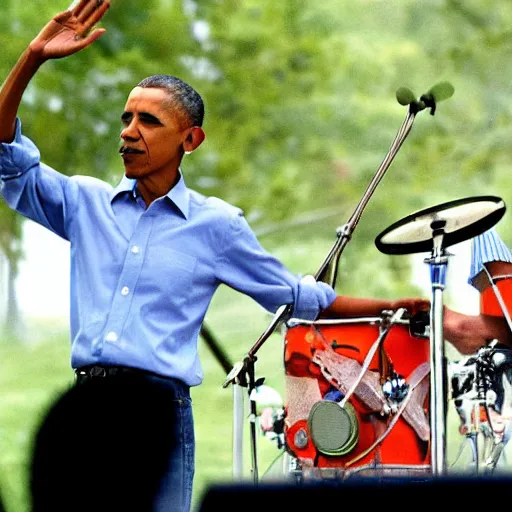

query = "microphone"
[[395, 86, 416, 106], [395, 81, 454, 115], [427, 81, 455, 103]]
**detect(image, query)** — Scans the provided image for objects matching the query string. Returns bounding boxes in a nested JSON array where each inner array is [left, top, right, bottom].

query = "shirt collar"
[[111, 170, 190, 219]]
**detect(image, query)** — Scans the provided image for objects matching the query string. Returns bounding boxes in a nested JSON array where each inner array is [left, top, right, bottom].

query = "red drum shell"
[[284, 319, 430, 471]]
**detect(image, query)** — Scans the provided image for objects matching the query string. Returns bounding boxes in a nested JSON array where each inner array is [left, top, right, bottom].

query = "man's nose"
[[120, 121, 139, 140]]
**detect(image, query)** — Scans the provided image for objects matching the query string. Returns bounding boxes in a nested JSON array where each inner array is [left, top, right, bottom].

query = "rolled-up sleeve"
[[294, 274, 337, 320], [0, 118, 74, 240], [0, 118, 40, 180], [216, 211, 336, 320]]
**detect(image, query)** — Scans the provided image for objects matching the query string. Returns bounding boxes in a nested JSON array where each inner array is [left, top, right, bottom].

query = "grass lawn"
[[1, 236, 511, 511]]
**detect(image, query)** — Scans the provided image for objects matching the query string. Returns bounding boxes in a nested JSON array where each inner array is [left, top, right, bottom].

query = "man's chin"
[[123, 166, 142, 180]]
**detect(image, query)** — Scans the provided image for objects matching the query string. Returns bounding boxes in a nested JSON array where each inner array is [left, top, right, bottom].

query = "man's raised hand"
[[28, 0, 110, 61]]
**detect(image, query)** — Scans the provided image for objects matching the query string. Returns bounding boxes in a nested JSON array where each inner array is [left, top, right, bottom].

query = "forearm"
[[322, 296, 404, 318], [320, 293, 431, 319], [443, 307, 512, 354], [0, 47, 44, 142]]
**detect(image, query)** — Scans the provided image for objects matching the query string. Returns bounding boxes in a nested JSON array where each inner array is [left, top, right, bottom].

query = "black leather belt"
[[75, 364, 162, 382]]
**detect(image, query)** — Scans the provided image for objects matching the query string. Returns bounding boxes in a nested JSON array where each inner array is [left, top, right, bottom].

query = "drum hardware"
[[408, 309, 431, 339], [376, 195, 507, 476], [222, 83, 455, 483], [379, 310, 398, 387], [344, 361, 431, 469], [336, 307, 408, 414], [449, 341, 512, 473], [382, 309, 430, 416], [382, 371, 409, 408]]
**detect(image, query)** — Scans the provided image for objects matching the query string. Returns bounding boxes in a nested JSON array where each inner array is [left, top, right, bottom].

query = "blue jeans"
[[146, 373, 195, 512]]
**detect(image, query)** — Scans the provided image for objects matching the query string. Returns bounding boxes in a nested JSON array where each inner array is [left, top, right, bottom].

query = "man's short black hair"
[[137, 74, 204, 127]]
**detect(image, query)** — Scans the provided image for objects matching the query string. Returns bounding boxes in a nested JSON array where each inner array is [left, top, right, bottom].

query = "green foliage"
[[2, 0, 512, 299]]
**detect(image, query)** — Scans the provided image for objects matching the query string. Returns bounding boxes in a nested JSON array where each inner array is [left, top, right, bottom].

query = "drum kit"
[[222, 82, 512, 485]]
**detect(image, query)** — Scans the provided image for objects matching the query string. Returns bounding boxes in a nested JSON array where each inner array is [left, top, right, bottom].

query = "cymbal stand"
[[424, 219, 451, 475]]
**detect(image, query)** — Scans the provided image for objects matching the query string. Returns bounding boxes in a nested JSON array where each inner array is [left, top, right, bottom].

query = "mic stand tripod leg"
[[224, 360, 249, 481], [245, 356, 260, 484], [232, 382, 245, 481], [224, 356, 260, 484]]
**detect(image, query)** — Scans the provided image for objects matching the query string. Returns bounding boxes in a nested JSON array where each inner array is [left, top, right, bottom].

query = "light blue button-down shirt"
[[0, 119, 336, 385]]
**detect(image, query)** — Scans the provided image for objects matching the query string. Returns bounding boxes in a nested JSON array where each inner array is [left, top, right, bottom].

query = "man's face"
[[119, 87, 191, 183]]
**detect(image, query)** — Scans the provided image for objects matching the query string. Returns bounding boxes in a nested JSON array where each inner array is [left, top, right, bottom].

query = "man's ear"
[[183, 126, 205, 154]]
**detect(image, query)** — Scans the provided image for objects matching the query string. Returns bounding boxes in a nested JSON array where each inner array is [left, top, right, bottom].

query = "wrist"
[[25, 44, 47, 68]]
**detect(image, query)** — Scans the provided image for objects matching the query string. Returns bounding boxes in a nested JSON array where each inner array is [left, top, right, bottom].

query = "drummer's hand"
[[28, 0, 110, 62], [391, 297, 430, 316]]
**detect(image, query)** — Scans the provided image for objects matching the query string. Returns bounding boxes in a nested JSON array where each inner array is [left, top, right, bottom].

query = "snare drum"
[[283, 314, 431, 477]]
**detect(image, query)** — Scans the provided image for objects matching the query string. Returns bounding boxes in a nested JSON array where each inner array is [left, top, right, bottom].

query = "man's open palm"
[[29, 0, 110, 60]]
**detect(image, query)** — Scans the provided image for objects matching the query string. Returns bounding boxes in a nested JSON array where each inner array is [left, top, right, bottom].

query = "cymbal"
[[375, 195, 506, 255]]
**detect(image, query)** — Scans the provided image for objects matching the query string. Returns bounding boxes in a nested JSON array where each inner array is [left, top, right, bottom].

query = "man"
[[0, 1, 430, 510]]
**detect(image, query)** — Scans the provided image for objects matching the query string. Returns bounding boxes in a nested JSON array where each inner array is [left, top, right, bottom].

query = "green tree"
[[2, 0, 512, 335]]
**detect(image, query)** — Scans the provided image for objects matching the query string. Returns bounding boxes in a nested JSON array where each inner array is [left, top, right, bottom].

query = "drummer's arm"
[[320, 295, 430, 319], [443, 307, 512, 355]]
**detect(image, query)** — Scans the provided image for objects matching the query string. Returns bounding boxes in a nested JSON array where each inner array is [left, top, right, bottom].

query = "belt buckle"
[[90, 366, 107, 378]]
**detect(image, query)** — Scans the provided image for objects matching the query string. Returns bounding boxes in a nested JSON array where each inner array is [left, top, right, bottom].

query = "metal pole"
[[426, 225, 449, 475], [232, 383, 245, 480]]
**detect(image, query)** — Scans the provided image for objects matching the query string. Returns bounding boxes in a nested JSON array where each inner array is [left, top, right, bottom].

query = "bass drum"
[[283, 315, 431, 479]]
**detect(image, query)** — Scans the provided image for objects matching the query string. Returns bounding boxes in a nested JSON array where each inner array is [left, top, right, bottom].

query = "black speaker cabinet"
[[199, 476, 512, 511]]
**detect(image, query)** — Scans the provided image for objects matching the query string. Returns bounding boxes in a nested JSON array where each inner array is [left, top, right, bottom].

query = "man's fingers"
[[76, 0, 97, 21], [53, 10, 74, 24], [75, 27, 106, 48], [76, 0, 109, 24], [81, 0, 110, 33], [69, 0, 89, 17]]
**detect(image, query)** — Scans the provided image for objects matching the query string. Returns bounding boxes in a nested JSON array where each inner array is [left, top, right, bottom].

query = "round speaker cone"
[[307, 400, 359, 456]]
